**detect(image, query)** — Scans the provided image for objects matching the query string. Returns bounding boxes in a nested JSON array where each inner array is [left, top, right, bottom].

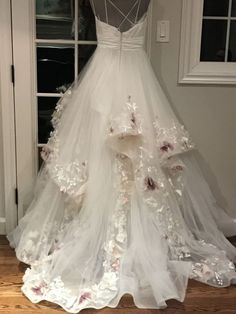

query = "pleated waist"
[[97, 37, 145, 51]]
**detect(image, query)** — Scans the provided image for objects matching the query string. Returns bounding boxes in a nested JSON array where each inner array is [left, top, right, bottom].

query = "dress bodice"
[[95, 14, 147, 51]]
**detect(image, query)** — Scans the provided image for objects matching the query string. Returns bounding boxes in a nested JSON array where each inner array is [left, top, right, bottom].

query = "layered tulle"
[[7, 14, 236, 313]]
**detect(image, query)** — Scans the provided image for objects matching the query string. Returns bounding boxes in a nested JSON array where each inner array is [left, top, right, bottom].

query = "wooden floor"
[[1, 236, 236, 314]]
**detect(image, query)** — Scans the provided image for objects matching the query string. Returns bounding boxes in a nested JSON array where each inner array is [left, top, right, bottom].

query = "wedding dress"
[[7, 0, 236, 312]]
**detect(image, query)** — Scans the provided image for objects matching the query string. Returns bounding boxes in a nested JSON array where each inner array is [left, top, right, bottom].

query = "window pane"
[[231, 0, 236, 16], [229, 21, 236, 61], [38, 97, 60, 144], [37, 44, 74, 93], [78, 44, 96, 74], [78, 0, 97, 40], [201, 20, 227, 61], [36, 0, 74, 39], [203, 0, 229, 17]]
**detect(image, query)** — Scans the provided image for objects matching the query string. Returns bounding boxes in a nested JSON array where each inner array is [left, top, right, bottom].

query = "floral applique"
[[31, 281, 48, 296], [79, 292, 91, 304], [107, 95, 142, 140], [40, 145, 53, 162], [160, 141, 174, 153], [144, 176, 158, 191], [153, 117, 196, 161]]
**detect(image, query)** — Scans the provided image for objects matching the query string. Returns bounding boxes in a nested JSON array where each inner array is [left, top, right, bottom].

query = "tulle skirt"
[[7, 43, 236, 312]]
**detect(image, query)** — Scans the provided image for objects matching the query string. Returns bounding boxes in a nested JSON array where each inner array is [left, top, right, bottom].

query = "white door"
[[3, 0, 153, 233], [0, 0, 17, 234]]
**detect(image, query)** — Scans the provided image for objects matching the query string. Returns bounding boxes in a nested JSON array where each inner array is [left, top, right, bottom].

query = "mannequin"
[[89, 0, 150, 32]]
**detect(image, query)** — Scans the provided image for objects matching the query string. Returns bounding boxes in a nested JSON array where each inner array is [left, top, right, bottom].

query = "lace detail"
[[107, 96, 142, 139], [153, 118, 196, 162], [17, 94, 236, 312], [21, 146, 132, 312], [22, 134, 236, 311], [190, 240, 236, 287], [40, 86, 88, 199], [18, 222, 62, 264], [134, 149, 192, 261]]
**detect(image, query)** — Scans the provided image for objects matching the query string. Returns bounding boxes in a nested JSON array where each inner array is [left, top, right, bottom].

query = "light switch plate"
[[156, 20, 170, 42]]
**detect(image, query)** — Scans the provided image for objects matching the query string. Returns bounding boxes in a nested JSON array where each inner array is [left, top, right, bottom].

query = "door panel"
[[0, 0, 17, 234], [11, 0, 37, 223]]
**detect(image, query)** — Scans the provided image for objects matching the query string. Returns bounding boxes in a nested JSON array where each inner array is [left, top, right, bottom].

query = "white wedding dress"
[[7, 0, 236, 312]]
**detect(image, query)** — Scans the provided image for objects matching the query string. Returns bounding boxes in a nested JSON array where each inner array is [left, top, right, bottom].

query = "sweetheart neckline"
[[95, 13, 147, 35]]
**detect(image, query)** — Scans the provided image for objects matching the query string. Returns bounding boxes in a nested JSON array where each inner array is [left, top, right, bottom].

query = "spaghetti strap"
[[107, 0, 138, 26], [117, 0, 139, 30], [104, 0, 109, 24], [135, 0, 142, 23]]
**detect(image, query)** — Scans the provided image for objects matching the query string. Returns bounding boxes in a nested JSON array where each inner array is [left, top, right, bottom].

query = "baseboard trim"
[[0, 219, 6, 235]]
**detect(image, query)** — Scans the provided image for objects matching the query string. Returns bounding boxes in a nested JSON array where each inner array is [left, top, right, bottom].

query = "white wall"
[[150, 0, 236, 217]]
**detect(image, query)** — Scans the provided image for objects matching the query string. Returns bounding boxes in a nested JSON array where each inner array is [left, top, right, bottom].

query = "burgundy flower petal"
[[144, 176, 158, 191], [79, 292, 91, 304], [160, 141, 174, 152]]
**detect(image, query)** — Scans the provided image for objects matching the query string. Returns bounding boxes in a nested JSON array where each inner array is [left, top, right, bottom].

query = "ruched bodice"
[[95, 15, 147, 51]]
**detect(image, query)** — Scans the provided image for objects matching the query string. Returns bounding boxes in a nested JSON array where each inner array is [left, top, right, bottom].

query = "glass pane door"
[[35, 0, 97, 169]]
